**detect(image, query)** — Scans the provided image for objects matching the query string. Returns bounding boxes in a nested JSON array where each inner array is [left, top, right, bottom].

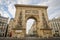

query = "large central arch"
[[26, 18, 37, 35], [11, 4, 52, 38], [26, 16, 38, 36]]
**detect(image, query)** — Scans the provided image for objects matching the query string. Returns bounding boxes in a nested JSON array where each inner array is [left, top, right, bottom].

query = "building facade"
[[0, 15, 8, 37], [49, 18, 60, 37]]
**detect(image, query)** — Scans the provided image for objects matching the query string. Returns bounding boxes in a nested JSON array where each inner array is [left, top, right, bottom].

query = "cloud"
[[29, 0, 48, 4], [47, 0, 60, 19], [8, 4, 16, 18], [0, 0, 60, 19], [3, 12, 9, 18], [37, 0, 60, 19], [17, 0, 30, 4], [0, 0, 17, 18], [0, 0, 30, 18]]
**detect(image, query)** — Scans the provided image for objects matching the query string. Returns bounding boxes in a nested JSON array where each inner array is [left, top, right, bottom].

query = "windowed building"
[[49, 18, 60, 37], [0, 14, 9, 37]]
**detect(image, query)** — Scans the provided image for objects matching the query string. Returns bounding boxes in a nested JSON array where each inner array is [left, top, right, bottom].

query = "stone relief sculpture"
[[42, 13, 48, 28], [15, 11, 23, 29]]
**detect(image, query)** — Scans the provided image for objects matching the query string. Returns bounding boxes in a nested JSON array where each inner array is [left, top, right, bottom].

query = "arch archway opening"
[[26, 18, 37, 36]]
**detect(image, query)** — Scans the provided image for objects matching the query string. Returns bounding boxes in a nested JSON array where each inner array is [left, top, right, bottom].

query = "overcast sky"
[[0, 0, 60, 33]]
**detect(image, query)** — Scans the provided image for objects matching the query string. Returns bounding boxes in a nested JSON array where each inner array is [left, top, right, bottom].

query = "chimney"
[[0, 13, 1, 16]]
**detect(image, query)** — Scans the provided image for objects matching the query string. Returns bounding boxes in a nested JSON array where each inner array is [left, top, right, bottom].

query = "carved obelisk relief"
[[42, 13, 48, 28], [19, 11, 22, 28], [15, 11, 22, 29]]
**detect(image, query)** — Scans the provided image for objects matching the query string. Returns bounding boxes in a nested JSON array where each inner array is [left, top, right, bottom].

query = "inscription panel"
[[25, 10, 39, 14]]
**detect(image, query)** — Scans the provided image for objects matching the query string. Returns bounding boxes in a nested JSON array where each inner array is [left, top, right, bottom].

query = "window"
[[4, 24, 6, 26]]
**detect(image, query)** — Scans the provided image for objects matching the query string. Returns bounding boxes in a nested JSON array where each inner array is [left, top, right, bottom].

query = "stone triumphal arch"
[[11, 4, 52, 38]]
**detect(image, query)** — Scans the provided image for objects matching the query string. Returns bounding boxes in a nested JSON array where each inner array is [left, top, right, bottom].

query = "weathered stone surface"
[[0, 37, 60, 40], [8, 4, 52, 38]]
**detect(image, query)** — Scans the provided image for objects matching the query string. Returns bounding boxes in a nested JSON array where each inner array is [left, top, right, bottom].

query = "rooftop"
[[15, 4, 48, 8]]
